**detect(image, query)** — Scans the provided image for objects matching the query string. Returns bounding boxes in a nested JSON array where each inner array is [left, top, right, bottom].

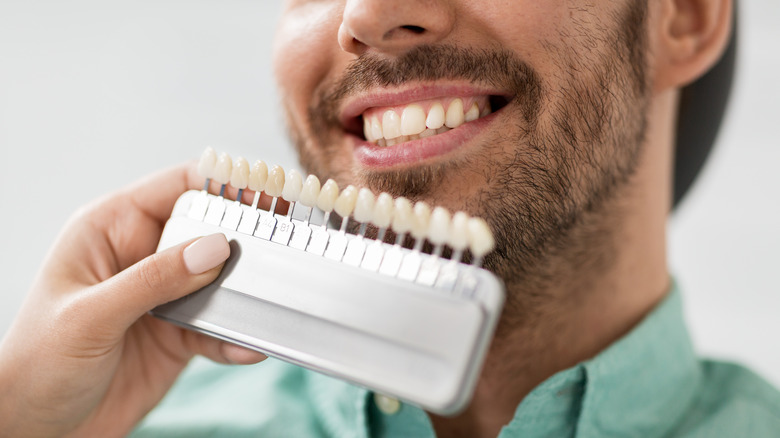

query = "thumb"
[[95, 233, 230, 332]]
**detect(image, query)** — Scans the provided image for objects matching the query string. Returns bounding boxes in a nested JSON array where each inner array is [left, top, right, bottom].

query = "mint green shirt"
[[133, 289, 780, 437]]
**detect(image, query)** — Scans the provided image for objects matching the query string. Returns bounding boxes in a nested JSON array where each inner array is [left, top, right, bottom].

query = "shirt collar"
[[500, 283, 703, 437]]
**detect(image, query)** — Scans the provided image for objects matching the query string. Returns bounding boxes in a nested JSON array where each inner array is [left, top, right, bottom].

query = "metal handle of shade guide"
[[151, 190, 505, 415]]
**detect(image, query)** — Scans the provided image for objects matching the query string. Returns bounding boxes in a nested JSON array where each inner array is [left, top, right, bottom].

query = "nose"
[[338, 0, 455, 56]]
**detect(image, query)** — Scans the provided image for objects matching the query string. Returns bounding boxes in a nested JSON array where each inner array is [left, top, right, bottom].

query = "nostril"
[[401, 25, 426, 34]]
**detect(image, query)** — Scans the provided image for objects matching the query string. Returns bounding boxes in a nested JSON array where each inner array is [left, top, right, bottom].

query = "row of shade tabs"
[[197, 147, 495, 266]]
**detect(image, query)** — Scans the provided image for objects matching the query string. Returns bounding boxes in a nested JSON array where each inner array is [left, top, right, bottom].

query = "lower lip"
[[351, 111, 499, 168]]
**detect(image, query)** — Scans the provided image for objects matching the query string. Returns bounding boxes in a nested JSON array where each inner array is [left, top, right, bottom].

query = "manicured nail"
[[183, 234, 230, 274]]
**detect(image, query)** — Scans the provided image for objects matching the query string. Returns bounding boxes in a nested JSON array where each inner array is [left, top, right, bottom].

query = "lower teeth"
[[374, 126, 452, 146]]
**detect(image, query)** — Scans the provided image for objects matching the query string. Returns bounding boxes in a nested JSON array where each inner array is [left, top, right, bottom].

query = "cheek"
[[458, 1, 572, 77], [273, 3, 344, 128]]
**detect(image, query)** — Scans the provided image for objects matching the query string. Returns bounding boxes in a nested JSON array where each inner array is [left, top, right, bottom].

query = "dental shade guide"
[[152, 148, 505, 415]]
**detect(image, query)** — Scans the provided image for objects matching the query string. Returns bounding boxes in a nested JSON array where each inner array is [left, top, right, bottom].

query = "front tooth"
[[465, 102, 480, 122], [230, 157, 250, 189], [382, 110, 402, 139], [353, 188, 375, 223], [426, 103, 445, 129], [334, 185, 358, 218], [249, 160, 268, 192], [449, 211, 470, 251], [411, 201, 432, 241], [445, 98, 465, 128], [282, 169, 303, 202], [317, 179, 339, 212], [299, 174, 321, 207], [198, 147, 217, 179], [265, 165, 285, 197], [428, 206, 451, 246], [214, 152, 232, 185], [467, 217, 495, 259], [371, 117, 383, 141], [373, 192, 394, 229], [401, 104, 426, 136], [386, 138, 399, 147], [392, 197, 413, 235]]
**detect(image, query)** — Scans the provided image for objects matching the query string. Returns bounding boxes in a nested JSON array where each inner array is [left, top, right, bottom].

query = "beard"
[[285, 3, 650, 328]]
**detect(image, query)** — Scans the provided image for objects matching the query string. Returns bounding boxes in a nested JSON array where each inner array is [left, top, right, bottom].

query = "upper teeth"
[[362, 97, 491, 146]]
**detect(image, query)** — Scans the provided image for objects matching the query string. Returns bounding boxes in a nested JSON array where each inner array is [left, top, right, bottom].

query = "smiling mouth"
[[349, 95, 510, 146]]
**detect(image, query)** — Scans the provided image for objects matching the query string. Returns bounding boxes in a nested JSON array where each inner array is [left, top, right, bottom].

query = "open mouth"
[[345, 95, 510, 147]]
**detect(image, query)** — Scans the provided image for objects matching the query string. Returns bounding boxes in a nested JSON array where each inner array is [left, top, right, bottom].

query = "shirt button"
[[373, 393, 401, 415]]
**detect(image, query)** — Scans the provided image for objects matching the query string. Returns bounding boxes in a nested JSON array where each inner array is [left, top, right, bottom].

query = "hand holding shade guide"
[[153, 147, 504, 415]]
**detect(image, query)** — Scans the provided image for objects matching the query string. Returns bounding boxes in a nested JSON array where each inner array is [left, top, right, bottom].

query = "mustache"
[[312, 44, 544, 128]]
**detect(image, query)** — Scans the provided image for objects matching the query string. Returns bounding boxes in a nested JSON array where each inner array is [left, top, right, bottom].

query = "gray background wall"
[[1, 1, 778, 387]]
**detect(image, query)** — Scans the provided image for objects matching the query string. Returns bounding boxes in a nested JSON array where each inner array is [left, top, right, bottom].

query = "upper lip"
[[337, 82, 514, 137]]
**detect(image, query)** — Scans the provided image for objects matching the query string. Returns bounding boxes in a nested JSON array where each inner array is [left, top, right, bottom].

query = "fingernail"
[[183, 234, 230, 274]]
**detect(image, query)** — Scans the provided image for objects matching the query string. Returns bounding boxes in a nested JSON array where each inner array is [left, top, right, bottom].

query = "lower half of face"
[[276, 1, 650, 318]]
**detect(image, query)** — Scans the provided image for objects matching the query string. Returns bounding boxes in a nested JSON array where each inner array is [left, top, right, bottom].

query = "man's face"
[[274, 1, 650, 315]]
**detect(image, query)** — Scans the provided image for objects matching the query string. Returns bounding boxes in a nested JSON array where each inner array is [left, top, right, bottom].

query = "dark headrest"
[[673, 6, 738, 206]]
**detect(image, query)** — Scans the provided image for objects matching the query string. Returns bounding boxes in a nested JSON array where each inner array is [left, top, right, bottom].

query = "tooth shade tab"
[[450, 211, 470, 251], [428, 206, 451, 246], [317, 179, 339, 212], [392, 197, 414, 234], [214, 152, 233, 185], [373, 192, 394, 229], [353, 188, 376, 223], [299, 174, 321, 207], [230, 157, 250, 189], [334, 185, 358, 218], [265, 165, 285, 198], [249, 160, 268, 192], [282, 169, 303, 202], [198, 147, 217, 179], [411, 201, 432, 240], [468, 217, 495, 258]]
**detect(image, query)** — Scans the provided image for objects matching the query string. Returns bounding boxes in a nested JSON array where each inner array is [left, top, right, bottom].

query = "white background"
[[1, 1, 778, 387]]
